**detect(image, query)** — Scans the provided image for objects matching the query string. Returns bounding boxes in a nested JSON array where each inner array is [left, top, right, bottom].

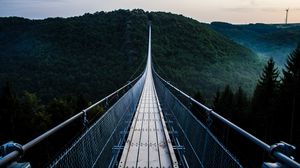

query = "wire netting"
[[48, 73, 146, 168], [154, 73, 243, 168]]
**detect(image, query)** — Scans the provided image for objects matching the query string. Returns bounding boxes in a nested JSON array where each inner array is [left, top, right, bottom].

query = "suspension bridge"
[[0, 24, 299, 168]]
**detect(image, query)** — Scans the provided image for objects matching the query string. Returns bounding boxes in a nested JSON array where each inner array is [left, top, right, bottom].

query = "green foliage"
[[251, 58, 280, 142], [213, 86, 250, 121], [278, 44, 300, 145], [17, 91, 51, 142], [0, 82, 19, 141], [234, 87, 249, 117], [210, 22, 300, 66], [151, 13, 263, 99], [0, 83, 52, 144], [193, 91, 206, 104], [190, 91, 208, 122], [0, 10, 148, 102], [0, 10, 264, 104], [252, 58, 280, 116], [211, 45, 300, 165], [211, 85, 250, 156], [213, 85, 234, 119]]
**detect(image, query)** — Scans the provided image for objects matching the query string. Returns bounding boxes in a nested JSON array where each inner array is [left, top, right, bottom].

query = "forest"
[[0, 9, 299, 167], [205, 45, 300, 166], [210, 22, 300, 67]]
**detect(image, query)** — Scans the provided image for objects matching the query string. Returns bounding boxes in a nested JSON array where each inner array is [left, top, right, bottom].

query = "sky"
[[0, 0, 300, 24]]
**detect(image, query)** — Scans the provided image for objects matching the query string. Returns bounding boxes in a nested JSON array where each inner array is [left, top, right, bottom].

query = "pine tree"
[[191, 91, 207, 123], [233, 87, 249, 124], [212, 85, 234, 146], [279, 44, 300, 145], [234, 87, 248, 114], [213, 89, 221, 111], [251, 58, 280, 142], [219, 85, 234, 119], [0, 82, 19, 142]]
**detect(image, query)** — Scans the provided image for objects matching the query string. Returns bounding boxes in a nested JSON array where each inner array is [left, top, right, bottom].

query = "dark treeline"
[[194, 44, 300, 166], [0, 84, 106, 166], [0, 10, 148, 102], [0, 84, 90, 144]]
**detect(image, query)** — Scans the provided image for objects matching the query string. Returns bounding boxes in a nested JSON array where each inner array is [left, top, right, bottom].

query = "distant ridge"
[[210, 21, 300, 66]]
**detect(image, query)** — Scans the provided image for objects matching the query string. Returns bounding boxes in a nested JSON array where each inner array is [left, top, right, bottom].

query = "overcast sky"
[[0, 0, 300, 24]]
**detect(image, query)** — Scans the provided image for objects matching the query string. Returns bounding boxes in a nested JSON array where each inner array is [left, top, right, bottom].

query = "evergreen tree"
[[193, 91, 206, 104], [0, 82, 19, 142], [17, 92, 51, 142], [233, 87, 249, 124], [213, 89, 221, 111], [75, 94, 89, 112], [279, 44, 300, 145], [218, 85, 234, 119], [46, 98, 74, 126], [191, 91, 207, 123], [212, 85, 234, 146], [251, 58, 279, 142]]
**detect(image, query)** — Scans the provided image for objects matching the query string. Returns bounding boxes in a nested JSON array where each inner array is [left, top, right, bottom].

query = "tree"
[[213, 89, 221, 111], [251, 58, 280, 142], [191, 91, 207, 123], [233, 87, 249, 124], [212, 85, 234, 146], [279, 44, 300, 145], [17, 92, 51, 142], [46, 98, 74, 126], [216, 85, 234, 119], [75, 94, 89, 112], [0, 82, 19, 142]]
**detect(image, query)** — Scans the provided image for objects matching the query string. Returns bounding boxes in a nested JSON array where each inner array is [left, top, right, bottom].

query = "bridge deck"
[[118, 68, 178, 168], [118, 25, 178, 168]]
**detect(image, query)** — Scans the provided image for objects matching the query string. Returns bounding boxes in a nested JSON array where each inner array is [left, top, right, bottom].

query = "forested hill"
[[150, 12, 263, 98], [0, 10, 148, 101], [0, 10, 262, 102], [210, 22, 300, 66]]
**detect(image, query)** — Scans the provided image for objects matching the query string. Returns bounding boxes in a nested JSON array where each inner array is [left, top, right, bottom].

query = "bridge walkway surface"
[[118, 25, 178, 168]]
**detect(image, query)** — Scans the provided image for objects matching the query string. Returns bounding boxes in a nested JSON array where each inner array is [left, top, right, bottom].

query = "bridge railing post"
[[205, 109, 213, 128], [263, 142, 296, 168], [82, 110, 88, 129]]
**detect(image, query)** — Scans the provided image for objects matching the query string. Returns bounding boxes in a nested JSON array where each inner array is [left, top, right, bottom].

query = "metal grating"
[[118, 25, 178, 168]]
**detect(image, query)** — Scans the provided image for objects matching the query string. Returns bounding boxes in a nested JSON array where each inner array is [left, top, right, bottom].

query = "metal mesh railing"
[[154, 71, 243, 168], [48, 72, 146, 168]]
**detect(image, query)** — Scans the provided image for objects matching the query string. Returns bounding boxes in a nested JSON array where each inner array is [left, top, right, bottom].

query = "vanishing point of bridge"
[[0, 24, 299, 168], [119, 26, 178, 167]]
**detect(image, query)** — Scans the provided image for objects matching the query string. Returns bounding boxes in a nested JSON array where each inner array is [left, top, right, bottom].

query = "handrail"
[[0, 72, 144, 167], [153, 69, 300, 168]]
